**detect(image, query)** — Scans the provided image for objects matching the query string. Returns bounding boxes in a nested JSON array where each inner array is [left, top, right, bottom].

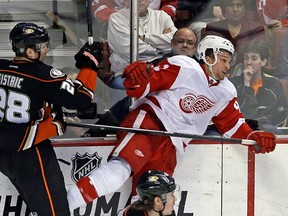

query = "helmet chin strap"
[[153, 196, 167, 216], [203, 52, 218, 80]]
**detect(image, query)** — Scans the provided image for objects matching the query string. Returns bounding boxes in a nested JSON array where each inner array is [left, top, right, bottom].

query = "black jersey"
[[0, 59, 97, 151], [119, 206, 148, 216]]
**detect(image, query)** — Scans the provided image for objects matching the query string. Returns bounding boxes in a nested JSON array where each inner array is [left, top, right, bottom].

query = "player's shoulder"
[[117, 205, 146, 216], [222, 77, 237, 93], [167, 55, 201, 69], [32, 61, 66, 81]]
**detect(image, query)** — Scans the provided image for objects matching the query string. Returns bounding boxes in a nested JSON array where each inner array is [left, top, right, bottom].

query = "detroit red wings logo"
[[179, 93, 215, 113]]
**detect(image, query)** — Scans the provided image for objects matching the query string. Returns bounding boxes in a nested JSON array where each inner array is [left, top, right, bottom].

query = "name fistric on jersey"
[[129, 55, 253, 154], [0, 59, 97, 151]]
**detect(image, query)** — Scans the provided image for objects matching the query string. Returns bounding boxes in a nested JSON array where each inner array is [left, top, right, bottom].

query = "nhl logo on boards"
[[71, 152, 102, 183], [179, 93, 215, 114]]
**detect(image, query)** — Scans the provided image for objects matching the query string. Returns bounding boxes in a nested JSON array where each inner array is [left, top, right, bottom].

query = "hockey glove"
[[247, 130, 276, 154], [123, 61, 154, 88], [74, 42, 103, 72]]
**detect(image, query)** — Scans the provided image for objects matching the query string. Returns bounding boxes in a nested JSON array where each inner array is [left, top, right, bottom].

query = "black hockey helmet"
[[136, 170, 176, 199], [9, 22, 50, 55]]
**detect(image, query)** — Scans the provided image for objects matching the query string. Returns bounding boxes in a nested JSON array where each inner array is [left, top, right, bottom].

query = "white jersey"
[[130, 55, 251, 153]]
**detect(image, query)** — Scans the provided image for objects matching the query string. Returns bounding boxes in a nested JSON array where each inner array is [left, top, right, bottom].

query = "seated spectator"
[[107, 0, 177, 89], [255, 0, 288, 29], [254, 0, 288, 70], [204, 0, 265, 65], [92, 0, 177, 21], [151, 27, 198, 65], [187, 0, 225, 40], [92, 0, 178, 40], [275, 31, 288, 80], [229, 39, 288, 134]]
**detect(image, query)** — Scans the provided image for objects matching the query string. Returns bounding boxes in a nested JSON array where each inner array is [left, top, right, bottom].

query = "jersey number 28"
[[0, 87, 30, 123]]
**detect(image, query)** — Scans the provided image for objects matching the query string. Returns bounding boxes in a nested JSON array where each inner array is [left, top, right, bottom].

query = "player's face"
[[210, 51, 232, 80], [161, 192, 177, 215], [171, 30, 197, 57], [38, 41, 50, 62], [243, 52, 266, 74]]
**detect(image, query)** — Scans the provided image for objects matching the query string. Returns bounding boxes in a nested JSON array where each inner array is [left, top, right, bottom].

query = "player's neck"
[[14, 56, 33, 62]]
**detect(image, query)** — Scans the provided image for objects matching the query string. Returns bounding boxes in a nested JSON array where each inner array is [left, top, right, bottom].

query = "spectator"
[[204, 0, 265, 65], [99, 27, 197, 86], [276, 31, 288, 80], [229, 39, 288, 134], [67, 35, 276, 211], [256, 0, 288, 28], [91, 0, 178, 40], [254, 0, 288, 70], [107, 0, 177, 89], [151, 27, 198, 65], [186, 0, 225, 40], [0, 22, 102, 215], [92, 0, 177, 21], [116, 170, 180, 216]]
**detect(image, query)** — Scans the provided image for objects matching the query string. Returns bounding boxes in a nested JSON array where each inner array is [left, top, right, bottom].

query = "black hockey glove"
[[74, 42, 103, 72]]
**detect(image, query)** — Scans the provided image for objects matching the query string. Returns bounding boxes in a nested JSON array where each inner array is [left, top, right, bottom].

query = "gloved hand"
[[247, 130, 276, 154], [123, 61, 154, 88], [74, 42, 103, 72]]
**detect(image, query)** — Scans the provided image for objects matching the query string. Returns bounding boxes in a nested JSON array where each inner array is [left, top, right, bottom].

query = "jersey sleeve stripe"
[[223, 117, 246, 138]]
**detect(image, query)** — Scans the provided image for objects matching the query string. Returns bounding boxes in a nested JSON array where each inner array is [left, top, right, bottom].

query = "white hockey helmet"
[[197, 35, 234, 61]]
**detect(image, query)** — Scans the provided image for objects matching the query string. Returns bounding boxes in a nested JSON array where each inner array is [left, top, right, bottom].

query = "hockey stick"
[[86, 0, 93, 45], [66, 122, 257, 146]]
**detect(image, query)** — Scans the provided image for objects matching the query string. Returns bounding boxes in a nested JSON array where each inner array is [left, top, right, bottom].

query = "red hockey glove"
[[123, 61, 154, 88], [247, 131, 276, 154]]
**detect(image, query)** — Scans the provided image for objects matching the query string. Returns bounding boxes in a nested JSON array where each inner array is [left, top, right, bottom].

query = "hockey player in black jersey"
[[117, 170, 179, 216], [0, 22, 102, 215]]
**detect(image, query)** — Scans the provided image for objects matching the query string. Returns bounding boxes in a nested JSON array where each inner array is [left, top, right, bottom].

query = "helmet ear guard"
[[9, 22, 50, 56]]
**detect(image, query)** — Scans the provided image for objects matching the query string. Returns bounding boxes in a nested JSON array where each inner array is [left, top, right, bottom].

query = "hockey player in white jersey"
[[67, 35, 276, 211]]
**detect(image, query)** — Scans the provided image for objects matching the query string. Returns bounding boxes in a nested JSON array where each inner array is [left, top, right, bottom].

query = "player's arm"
[[45, 42, 103, 109], [212, 98, 276, 154], [122, 59, 180, 97]]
